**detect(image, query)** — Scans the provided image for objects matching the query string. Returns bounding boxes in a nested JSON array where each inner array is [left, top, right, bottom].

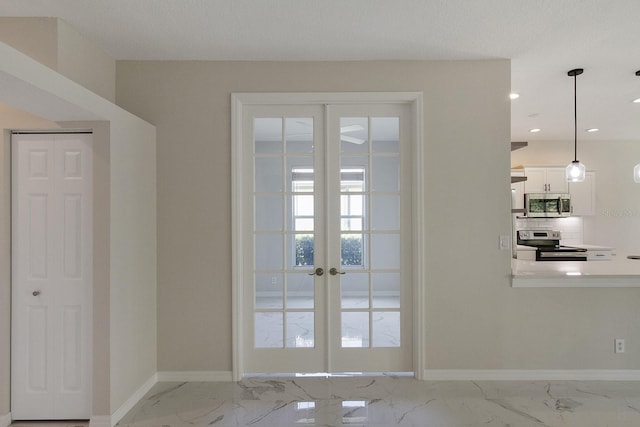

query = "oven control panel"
[[518, 230, 561, 240]]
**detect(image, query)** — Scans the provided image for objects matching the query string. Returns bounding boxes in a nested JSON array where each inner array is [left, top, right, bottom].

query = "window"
[[340, 168, 365, 267], [290, 167, 366, 267], [292, 168, 314, 266]]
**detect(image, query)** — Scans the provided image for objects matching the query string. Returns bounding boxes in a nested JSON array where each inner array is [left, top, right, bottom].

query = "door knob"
[[32, 290, 41, 296], [329, 267, 346, 276], [308, 267, 324, 276]]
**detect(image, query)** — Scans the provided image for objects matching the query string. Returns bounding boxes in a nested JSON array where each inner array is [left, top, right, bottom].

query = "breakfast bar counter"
[[512, 253, 640, 287]]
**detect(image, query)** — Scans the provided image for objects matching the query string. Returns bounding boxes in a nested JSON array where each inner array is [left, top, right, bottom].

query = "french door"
[[237, 96, 415, 375]]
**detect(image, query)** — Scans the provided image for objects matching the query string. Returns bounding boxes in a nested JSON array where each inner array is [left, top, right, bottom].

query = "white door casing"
[[232, 93, 424, 379], [11, 133, 93, 419]]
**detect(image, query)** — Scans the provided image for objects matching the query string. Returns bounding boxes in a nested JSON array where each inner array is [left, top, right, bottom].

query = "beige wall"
[[0, 17, 116, 102], [57, 19, 116, 102], [117, 59, 640, 373], [0, 17, 58, 70], [0, 42, 156, 421], [116, 60, 520, 373]]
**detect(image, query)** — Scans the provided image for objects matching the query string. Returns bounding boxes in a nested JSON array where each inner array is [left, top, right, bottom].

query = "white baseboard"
[[108, 372, 158, 427], [157, 370, 233, 382], [0, 412, 11, 427], [89, 415, 112, 427], [423, 369, 640, 381]]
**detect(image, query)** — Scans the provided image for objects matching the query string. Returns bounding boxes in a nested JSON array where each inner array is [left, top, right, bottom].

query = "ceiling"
[[2, 0, 640, 142]]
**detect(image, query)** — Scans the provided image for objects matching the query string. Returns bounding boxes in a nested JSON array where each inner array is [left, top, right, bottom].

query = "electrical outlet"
[[499, 235, 511, 250], [615, 338, 625, 354]]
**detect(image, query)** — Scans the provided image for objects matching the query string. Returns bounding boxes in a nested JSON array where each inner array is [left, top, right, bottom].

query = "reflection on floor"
[[116, 375, 640, 426]]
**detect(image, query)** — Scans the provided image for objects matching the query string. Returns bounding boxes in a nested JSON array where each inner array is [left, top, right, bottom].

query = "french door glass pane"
[[255, 195, 283, 231], [286, 312, 314, 348], [255, 273, 283, 309], [371, 156, 399, 192], [286, 273, 314, 309], [371, 195, 399, 230], [286, 117, 313, 153], [255, 157, 283, 192], [255, 234, 283, 270], [372, 311, 400, 347], [371, 234, 400, 270], [340, 117, 368, 153], [372, 272, 400, 308], [342, 312, 369, 348], [255, 313, 283, 348], [340, 272, 369, 309], [371, 117, 399, 153], [254, 118, 283, 154]]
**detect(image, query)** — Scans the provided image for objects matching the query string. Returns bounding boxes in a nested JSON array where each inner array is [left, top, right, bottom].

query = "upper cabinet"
[[569, 171, 596, 216], [524, 167, 568, 193], [511, 169, 526, 211]]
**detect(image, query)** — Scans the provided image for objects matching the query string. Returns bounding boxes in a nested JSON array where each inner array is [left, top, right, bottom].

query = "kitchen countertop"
[[512, 253, 640, 287]]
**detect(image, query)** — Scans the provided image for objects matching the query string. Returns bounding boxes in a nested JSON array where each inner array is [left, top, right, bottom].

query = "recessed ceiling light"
[[586, 128, 599, 133], [509, 93, 520, 100], [633, 98, 640, 104], [566, 272, 582, 276], [529, 128, 541, 133]]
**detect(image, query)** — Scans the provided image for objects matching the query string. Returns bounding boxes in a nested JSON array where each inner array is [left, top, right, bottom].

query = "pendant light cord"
[[567, 68, 583, 162], [573, 72, 578, 162]]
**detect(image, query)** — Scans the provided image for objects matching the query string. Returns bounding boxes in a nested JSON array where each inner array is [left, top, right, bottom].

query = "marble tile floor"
[[116, 375, 640, 427]]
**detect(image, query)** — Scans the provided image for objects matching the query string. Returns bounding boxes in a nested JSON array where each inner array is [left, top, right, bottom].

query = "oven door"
[[536, 248, 587, 261]]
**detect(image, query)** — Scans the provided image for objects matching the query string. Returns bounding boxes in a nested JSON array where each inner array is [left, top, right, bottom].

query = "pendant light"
[[634, 70, 640, 183], [566, 68, 586, 182]]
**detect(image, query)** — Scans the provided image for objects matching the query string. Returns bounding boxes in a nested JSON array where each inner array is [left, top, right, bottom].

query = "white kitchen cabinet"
[[569, 171, 595, 216], [511, 169, 526, 211], [524, 167, 568, 193]]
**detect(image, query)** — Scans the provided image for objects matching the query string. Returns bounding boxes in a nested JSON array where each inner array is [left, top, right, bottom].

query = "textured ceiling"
[[2, 0, 640, 141]]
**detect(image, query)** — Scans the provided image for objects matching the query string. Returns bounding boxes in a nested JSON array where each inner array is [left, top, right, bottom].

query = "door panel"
[[328, 105, 411, 372], [244, 105, 326, 373], [12, 133, 92, 419]]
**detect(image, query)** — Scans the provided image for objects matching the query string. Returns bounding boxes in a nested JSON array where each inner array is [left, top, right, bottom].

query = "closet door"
[[12, 133, 92, 419]]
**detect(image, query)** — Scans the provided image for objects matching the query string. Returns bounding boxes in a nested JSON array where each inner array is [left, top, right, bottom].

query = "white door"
[[11, 133, 92, 419], [241, 102, 412, 374]]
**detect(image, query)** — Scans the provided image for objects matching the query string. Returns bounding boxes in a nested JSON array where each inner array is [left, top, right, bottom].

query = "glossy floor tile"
[[116, 376, 640, 426]]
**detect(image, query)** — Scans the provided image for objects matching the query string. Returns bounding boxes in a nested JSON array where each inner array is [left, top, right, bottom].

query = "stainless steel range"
[[517, 230, 587, 261]]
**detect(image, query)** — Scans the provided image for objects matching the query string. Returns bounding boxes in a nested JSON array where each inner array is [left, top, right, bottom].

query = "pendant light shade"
[[566, 68, 586, 182], [567, 160, 586, 182], [634, 162, 640, 183]]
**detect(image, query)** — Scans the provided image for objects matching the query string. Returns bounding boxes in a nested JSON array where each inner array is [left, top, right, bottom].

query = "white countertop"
[[512, 253, 640, 287]]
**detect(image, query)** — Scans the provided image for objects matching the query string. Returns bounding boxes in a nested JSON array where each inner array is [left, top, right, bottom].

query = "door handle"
[[308, 267, 324, 276], [32, 290, 41, 296], [329, 267, 346, 276]]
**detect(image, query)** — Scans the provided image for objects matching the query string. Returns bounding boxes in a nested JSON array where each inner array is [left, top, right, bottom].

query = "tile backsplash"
[[515, 216, 584, 245]]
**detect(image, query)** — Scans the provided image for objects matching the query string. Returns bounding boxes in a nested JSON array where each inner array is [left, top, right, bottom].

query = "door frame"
[[231, 92, 425, 381]]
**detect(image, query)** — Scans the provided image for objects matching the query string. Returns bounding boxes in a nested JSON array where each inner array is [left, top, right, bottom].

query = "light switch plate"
[[499, 235, 511, 251]]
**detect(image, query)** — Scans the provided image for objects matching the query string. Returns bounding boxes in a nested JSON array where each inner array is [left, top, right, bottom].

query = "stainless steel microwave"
[[524, 193, 571, 217]]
